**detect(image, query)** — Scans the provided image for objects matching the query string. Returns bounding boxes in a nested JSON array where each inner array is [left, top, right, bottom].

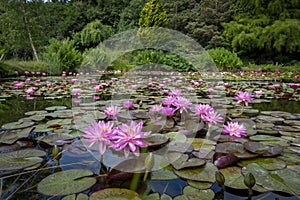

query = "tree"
[[73, 20, 113, 50], [223, 0, 300, 63], [139, 0, 168, 28], [0, 0, 43, 60]]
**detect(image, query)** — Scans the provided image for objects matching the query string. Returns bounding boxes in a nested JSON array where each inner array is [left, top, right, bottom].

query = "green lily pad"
[[62, 193, 88, 200], [0, 127, 33, 144], [187, 180, 212, 190], [242, 163, 300, 196], [244, 141, 283, 157], [37, 169, 96, 196], [173, 186, 214, 200], [151, 165, 178, 180], [1, 121, 35, 130], [28, 114, 46, 122], [174, 163, 218, 182], [168, 152, 206, 170], [238, 158, 286, 170], [186, 138, 216, 151], [47, 119, 73, 127], [89, 188, 141, 200], [33, 124, 54, 133], [145, 134, 169, 148], [215, 142, 245, 154], [142, 123, 163, 133], [45, 106, 67, 111], [0, 149, 46, 171], [220, 166, 247, 189], [279, 152, 300, 163], [168, 142, 194, 153], [143, 193, 160, 200], [37, 133, 75, 146], [256, 115, 285, 123], [25, 110, 48, 116]]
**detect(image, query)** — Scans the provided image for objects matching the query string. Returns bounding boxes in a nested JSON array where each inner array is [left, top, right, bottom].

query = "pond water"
[[0, 75, 300, 200]]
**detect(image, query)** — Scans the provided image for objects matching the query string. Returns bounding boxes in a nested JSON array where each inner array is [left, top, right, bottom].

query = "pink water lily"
[[104, 105, 121, 120], [201, 110, 223, 127], [173, 97, 191, 114], [82, 121, 114, 155], [111, 121, 151, 158], [235, 91, 254, 107], [222, 122, 247, 137], [193, 104, 214, 115]]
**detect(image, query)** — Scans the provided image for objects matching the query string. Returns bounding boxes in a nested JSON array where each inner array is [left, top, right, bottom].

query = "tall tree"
[[139, 0, 168, 28], [224, 0, 300, 63]]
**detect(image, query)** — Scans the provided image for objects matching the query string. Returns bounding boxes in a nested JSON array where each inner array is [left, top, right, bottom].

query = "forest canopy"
[[0, 0, 299, 73]]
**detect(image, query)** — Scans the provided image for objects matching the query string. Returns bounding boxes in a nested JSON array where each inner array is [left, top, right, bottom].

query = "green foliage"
[[74, 20, 113, 50], [133, 49, 195, 72], [42, 38, 82, 74], [139, 0, 168, 28], [208, 48, 242, 70]]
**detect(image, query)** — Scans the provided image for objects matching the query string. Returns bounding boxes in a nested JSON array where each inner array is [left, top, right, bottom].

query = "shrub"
[[208, 48, 242, 70], [42, 38, 83, 74]]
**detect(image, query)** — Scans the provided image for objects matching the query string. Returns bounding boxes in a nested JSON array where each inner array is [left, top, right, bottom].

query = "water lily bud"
[[244, 172, 255, 189], [52, 145, 61, 160], [215, 171, 225, 186]]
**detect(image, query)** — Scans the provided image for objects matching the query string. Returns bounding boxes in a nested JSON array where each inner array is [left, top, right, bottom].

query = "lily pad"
[[24, 110, 48, 116], [256, 115, 285, 123], [145, 134, 169, 148], [0, 149, 46, 171], [37, 169, 96, 196], [1, 121, 35, 130], [215, 142, 245, 154], [0, 127, 33, 144], [151, 165, 179, 180], [242, 163, 300, 196], [89, 188, 141, 200], [219, 166, 247, 189], [168, 152, 206, 170], [45, 106, 67, 111], [244, 141, 283, 157], [238, 158, 286, 170], [173, 186, 214, 200], [187, 180, 212, 190], [37, 133, 75, 146], [173, 163, 218, 182]]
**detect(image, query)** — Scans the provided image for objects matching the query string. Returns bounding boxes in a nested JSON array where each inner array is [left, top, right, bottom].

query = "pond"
[[0, 72, 299, 200]]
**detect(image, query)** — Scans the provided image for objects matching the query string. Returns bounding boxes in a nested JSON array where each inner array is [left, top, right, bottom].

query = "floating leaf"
[[89, 188, 141, 200], [174, 163, 218, 182], [0, 127, 33, 144], [37, 133, 75, 146], [215, 142, 245, 154], [173, 186, 214, 200], [168, 152, 206, 170], [238, 158, 286, 170], [145, 134, 169, 148], [187, 180, 212, 190], [37, 169, 96, 196], [151, 165, 179, 180], [0, 149, 46, 171], [45, 106, 67, 111], [1, 121, 35, 130], [242, 163, 299, 195], [244, 141, 283, 157]]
